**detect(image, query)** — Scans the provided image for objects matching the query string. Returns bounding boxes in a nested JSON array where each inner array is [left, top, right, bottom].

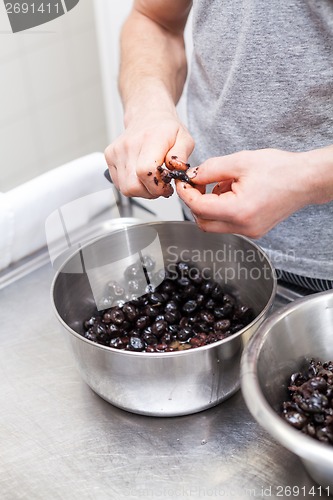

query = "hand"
[[176, 148, 314, 238], [104, 109, 194, 199]]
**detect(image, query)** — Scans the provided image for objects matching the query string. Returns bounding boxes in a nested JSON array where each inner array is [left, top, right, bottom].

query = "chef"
[[104, 0, 333, 292]]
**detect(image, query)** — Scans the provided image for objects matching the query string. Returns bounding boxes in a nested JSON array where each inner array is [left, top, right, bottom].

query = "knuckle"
[[119, 179, 155, 199], [232, 151, 247, 168], [136, 163, 150, 177], [105, 140, 122, 162], [120, 183, 138, 198], [123, 136, 140, 153], [118, 177, 139, 197], [104, 144, 114, 162], [185, 134, 195, 151]]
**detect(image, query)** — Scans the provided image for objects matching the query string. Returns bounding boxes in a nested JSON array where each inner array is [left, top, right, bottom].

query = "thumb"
[[187, 153, 243, 185], [165, 127, 195, 170]]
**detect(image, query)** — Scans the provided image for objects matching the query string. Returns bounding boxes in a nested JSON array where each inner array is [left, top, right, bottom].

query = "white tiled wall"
[[0, 0, 108, 191]]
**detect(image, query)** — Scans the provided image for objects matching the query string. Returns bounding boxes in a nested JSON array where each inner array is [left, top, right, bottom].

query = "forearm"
[[302, 145, 333, 204], [119, 3, 190, 123]]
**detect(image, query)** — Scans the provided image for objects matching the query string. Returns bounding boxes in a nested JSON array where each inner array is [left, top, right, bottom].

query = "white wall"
[[0, 0, 108, 191]]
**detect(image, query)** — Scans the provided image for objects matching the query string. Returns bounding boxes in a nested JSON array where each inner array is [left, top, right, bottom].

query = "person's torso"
[[186, 0, 333, 279]]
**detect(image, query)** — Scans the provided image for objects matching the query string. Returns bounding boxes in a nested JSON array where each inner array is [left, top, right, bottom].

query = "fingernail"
[[187, 166, 199, 179]]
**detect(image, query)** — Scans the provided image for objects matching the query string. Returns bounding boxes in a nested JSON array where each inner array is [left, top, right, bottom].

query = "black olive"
[[110, 308, 125, 325], [283, 411, 308, 429], [199, 310, 215, 324], [164, 310, 181, 324], [201, 280, 215, 296], [122, 303, 139, 322], [109, 323, 121, 338], [142, 332, 158, 345], [233, 305, 253, 323], [211, 284, 223, 301], [93, 323, 108, 336], [168, 324, 179, 335], [131, 296, 149, 307], [214, 319, 231, 332], [84, 316, 96, 329], [83, 258, 254, 353], [182, 300, 197, 314], [177, 327, 192, 341], [160, 280, 176, 294], [177, 277, 191, 287], [124, 262, 141, 280], [151, 320, 168, 338], [229, 323, 245, 334], [144, 304, 161, 318], [136, 315, 151, 330], [197, 322, 210, 333], [110, 337, 125, 349], [165, 300, 178, 312], [84, 330, 98, 342], [182, 284, 197, 299], [194, 294, 205, 306], [156, 343, 168, 352], [219, 303, 234, 318], [154, 314, 165, 322], [161, 332, 171, 344], [177, 261, 190, 275], [205, 298, 216, 310], [128, 336, 145, 352], [189, 269, 203, 285], [309, 376, 327, 392], [149, 292, 165, 305], [128, 279, 146, 294], [281, 358, 333, 444]]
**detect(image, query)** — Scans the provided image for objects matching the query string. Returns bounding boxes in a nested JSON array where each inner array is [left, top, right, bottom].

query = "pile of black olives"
[[82, 259, 254, 353], [281, 359, 333, 444]]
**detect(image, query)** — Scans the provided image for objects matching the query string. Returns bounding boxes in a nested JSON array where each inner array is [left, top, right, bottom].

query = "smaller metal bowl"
[[241, 289, 333, 488]]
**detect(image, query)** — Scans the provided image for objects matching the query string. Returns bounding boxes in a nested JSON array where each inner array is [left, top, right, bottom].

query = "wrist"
[[300, 145, 333, 205], [122, 79, 178, 127]]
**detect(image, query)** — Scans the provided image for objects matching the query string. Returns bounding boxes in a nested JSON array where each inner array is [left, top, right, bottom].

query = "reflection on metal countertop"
[[0, 254, 322, 499]]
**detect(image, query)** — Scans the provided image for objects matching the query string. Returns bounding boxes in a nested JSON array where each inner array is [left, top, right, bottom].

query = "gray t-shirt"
[[186, 0, 333, 279]]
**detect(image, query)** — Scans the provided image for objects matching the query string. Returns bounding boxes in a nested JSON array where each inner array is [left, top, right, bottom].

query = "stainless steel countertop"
[[0, 250, 326, 499]]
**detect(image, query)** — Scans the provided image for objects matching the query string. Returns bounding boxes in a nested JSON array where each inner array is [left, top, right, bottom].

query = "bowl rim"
[[240, 289, 333, 464], [50, 220, 277, 358]]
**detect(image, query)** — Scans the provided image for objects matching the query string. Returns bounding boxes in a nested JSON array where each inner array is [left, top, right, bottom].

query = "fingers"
[[212, 179, 234, 195], [187, 151, 246, 185], [136, 135, 175, 197], [105, 144, 157, 199], [104, 120, 195, 199], [167, 156, 190, 171], [193, 217, 244, 234], [108, 164, 119, 189], [165, 127, 195, 170], [176, 181, 270, 239], [176, 181, 237, 221]]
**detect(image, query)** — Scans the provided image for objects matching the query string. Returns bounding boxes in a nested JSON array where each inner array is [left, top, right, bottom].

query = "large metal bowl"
[[51, 221, 276, 416], [241, 289, 333, 488]]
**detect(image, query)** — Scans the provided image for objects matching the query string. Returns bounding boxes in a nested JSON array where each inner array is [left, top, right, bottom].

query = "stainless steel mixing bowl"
[[241, 289, 333, 488], [52, 221, 276, 416]]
